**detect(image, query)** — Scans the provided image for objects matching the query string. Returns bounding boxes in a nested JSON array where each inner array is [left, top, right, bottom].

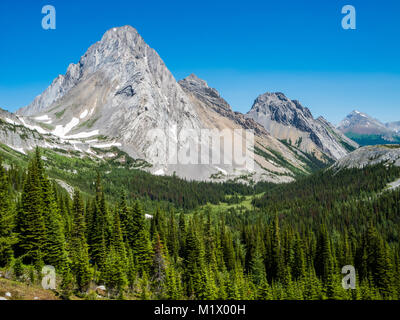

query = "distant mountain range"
[[0, 25, 362, 183], [337, 110, 400, 146], [4, 25, 399, 183]]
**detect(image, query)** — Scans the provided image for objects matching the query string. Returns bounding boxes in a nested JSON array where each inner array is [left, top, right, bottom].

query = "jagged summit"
[[246, 92, 358, 159], [18, 25, 168, 116]]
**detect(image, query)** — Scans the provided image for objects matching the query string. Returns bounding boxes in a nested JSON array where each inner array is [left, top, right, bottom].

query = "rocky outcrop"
[[331, 145, 400, 169]]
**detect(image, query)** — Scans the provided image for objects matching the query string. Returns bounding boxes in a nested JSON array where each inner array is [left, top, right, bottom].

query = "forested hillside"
[[1, 149, 400, 299], [0, 144, 256, 211]]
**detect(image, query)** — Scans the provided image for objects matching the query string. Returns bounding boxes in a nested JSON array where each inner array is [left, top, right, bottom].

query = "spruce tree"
[[70, 189, 91, 292], [0, 160, 15, 266], [16, 158, 46, 265]]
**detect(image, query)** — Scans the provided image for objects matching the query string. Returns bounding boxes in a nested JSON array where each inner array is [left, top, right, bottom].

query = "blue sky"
[[0, 0, 399, 124]]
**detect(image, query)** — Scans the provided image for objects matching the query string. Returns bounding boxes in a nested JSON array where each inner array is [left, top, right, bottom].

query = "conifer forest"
[[1, 148, 400, 300]]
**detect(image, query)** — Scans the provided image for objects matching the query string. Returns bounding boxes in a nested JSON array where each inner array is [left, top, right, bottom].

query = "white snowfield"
[[35, 115, 51, 121]]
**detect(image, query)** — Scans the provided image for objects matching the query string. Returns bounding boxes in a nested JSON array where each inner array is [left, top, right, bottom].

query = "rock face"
[[331, 145, 400, 169], [12, 26, 315, 182], [179, 74, 271, 137], [337, 110, 400, 145], [246, 92, 358, 160]]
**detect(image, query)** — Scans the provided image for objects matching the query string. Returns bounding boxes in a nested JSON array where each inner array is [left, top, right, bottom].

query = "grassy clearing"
[[198, 193, 265, 214], [0, 277, 60, 300]]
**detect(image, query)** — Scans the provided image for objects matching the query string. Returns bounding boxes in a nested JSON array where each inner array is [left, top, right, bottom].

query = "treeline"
[[1, 150, 400, 299], [41, 147, 256, 211]]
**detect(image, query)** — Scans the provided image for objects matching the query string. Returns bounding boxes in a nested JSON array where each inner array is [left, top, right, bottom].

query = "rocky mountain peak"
[[337, 110, 388, 134], [249, 92, 313, 128], [247, 92, 358, 159], [18, 25, 167, 116]]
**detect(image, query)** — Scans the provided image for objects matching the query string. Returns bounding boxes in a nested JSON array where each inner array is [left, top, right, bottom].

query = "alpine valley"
[[1, 26, 400, 301]]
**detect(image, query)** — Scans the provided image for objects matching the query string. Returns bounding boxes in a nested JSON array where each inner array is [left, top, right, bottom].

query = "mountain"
[[337, 110, 400, 146], [331, 145, 400, 170], [10, 26, 316, 183], [246, 92, 358, 161]]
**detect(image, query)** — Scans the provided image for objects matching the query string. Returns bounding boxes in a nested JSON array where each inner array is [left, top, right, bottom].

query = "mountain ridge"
[[2, 25, 361, 183], [6, 26, 319, 183], [246, 92, 358, 160]]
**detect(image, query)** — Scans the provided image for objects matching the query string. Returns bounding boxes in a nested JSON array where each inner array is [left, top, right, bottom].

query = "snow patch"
[[80, 109, 88, 119], [7, 145, 26, 155], [92, 142, 122, 148], [18, 117, 48, 134], [5, 118, 17, 125], [35, 115, 51, 121], [154, 169, 165, 176], [53, 117, 80, 138], [66, 130, 100, 139]]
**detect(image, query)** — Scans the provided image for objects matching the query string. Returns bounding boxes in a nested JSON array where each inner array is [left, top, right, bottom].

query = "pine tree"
[[69, 189, 91, 292], [100, 246, 127, 297], [111, 207, 127, 266], [0, 160, 16, 266], [87, 200, 106, 268], [34, 149, 67, 269], [16, 158, 46, 265], [131, 201, 152, 274], [151, 234, 167, 298]]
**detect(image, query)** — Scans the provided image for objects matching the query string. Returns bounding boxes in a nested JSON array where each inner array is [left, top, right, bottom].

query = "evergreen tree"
[[16, 158, 46, 266], [69, 189, 91, 292], [0, 160, 16, 266]]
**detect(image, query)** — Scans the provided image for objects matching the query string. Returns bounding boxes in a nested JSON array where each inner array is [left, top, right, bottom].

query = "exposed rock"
[[246, 92, 358, 160], [331, 145, 400, 170]]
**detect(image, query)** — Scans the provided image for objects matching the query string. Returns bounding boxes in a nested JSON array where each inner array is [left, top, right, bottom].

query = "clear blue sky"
[[0, 0, 399, 124]]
